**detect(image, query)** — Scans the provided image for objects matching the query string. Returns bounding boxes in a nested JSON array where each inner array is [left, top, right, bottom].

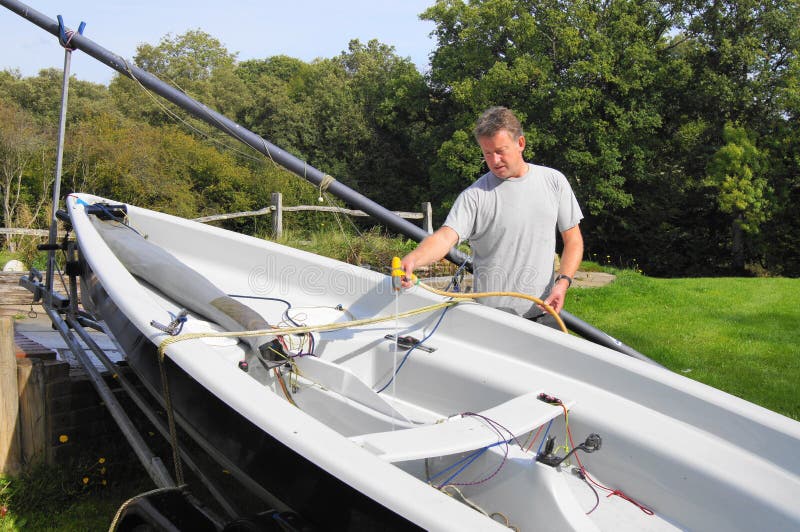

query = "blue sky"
[[1, 0, 437, 85]]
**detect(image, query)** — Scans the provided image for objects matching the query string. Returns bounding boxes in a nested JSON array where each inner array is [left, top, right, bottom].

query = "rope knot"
[[57, 15, 86, 51], [318, 174, 336, 201]]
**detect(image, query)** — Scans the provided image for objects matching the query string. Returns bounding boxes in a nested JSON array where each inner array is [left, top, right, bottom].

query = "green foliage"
[[0, 457, 152, 531], [109, 30, 247, 124], [422, 0, 800, 276], [235, 39, 433, 211], [2, 3, 800, 275], [0, 69, 114, 125], [0, 99, 52, 254], [422, 0, 666, 213], [705, 122, 770, 271], [280, 226, 418, 268], [706, 123, 770, 232]]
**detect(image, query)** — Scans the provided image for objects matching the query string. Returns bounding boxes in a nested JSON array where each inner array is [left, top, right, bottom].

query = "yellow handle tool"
[[391, 257, 404, 291], [391, 256, 418, 291]]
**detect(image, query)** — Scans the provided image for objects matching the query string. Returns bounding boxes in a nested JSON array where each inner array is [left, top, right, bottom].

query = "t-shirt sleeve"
[[556, 173, 584, 232], [442, 189, 477, 244]]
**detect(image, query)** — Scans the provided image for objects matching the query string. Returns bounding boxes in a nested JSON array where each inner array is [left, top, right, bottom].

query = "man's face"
[[478, 130, 526, 179]]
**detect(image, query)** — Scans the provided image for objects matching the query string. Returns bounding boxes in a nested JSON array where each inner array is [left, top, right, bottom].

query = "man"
[[401, 106, 584, 325]]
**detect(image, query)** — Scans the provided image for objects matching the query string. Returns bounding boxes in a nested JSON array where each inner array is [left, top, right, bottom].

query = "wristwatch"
[[554, 274, 573, 288]]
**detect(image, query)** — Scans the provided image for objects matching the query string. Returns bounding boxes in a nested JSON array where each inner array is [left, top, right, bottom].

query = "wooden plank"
[[0, 317, 22, 475], [14, 332, 57, 360], [192, 207, 273, 223], [0, 273, 80, 306], [17, 358, 47, 466], [0, 272, 35, 305], [281, 206, 423, 219], [192, 203, 424, 223], [421, 201, 433, 234], [271, 192, 283, 239], [0, 228, 48, 237]]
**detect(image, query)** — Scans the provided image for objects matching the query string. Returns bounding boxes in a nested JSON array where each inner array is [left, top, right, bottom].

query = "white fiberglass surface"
[[70, 194, 800, 532]]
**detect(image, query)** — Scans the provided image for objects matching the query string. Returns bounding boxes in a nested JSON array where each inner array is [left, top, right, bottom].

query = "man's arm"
[[543, 224, 583, 313], [400, 226, 460, 287]]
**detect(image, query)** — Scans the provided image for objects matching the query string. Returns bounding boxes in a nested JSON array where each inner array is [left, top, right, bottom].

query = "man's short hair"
[[474, 106, 524, 140]]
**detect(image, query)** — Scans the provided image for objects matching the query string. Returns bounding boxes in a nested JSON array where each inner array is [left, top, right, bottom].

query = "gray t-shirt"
[[443, 163, 583, 316]]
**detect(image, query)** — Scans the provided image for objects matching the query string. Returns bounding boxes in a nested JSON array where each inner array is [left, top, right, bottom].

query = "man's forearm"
[[559, 225, 584, 279], [401, 226, 459, 274]]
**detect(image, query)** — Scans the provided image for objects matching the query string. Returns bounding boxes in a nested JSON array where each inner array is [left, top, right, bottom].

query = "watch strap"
[[555, 274, 573, 288]]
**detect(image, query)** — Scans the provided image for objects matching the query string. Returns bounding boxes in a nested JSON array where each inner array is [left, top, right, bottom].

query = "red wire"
[[525, 424, 545, 453], [563, 410, 654, 516]]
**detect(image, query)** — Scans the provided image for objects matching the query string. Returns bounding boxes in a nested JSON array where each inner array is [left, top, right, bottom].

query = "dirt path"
[[572, 270, 616, 288], [421, 270, 616, 290]]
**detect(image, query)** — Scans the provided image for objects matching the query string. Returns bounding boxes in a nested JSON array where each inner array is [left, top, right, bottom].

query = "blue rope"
[[375, 304, 451, 393], [427, 439, 510, 487], [536, 419, 554, 457], [170, 311, 188, 335], [433, 447, 489, 487]]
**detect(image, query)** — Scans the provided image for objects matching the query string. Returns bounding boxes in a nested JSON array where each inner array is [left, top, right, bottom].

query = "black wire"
[[445, 256, 471, 292], [228, 293, 300, 327], [228, 294, 315, 355]]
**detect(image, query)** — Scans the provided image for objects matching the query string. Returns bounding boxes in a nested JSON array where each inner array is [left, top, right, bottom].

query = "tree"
[[235, 56, 318, 160], [422, 0, 673, 229], [656, 0, 799, 273], [334, 39, 433, 207], [0, 68, 114, 124], [706, 123, 769, 271], [0, 101, 52, 252], [110, 30, 248, 124], [422, 0, 799, 275], [236, 41, 434, 211]]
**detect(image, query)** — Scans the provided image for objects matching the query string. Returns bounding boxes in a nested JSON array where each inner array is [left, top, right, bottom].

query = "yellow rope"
[[108, 486, 184, 531], [416, 282, 568, 334], [158, 300, 459, 357], [157, 282, 566, 360]]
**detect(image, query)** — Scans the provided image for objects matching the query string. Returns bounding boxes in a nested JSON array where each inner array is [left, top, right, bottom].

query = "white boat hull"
[[68, 193, 800, 531]]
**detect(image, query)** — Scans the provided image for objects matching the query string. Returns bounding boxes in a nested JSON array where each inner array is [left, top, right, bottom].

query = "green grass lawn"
[[0, 459, 151, 531], [568, 269, 800, 421]]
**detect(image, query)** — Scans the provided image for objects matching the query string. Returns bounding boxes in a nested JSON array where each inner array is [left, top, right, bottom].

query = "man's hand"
[[543, 279, 569, 314], [400, 257, 417, 289], [399, 227, 459, 289]]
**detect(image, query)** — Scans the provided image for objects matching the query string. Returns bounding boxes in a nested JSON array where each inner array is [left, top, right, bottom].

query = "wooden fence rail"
[[2, 195, 434, 244], [194, 193, 434, 238], [0, 228, 63, 238]]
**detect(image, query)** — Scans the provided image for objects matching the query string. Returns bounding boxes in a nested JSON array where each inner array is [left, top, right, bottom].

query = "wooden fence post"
[[421, 202, 433, 234], [271, 192, 283, 239], [0, 316, 22, 476], [16, 358, 46, 467]]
